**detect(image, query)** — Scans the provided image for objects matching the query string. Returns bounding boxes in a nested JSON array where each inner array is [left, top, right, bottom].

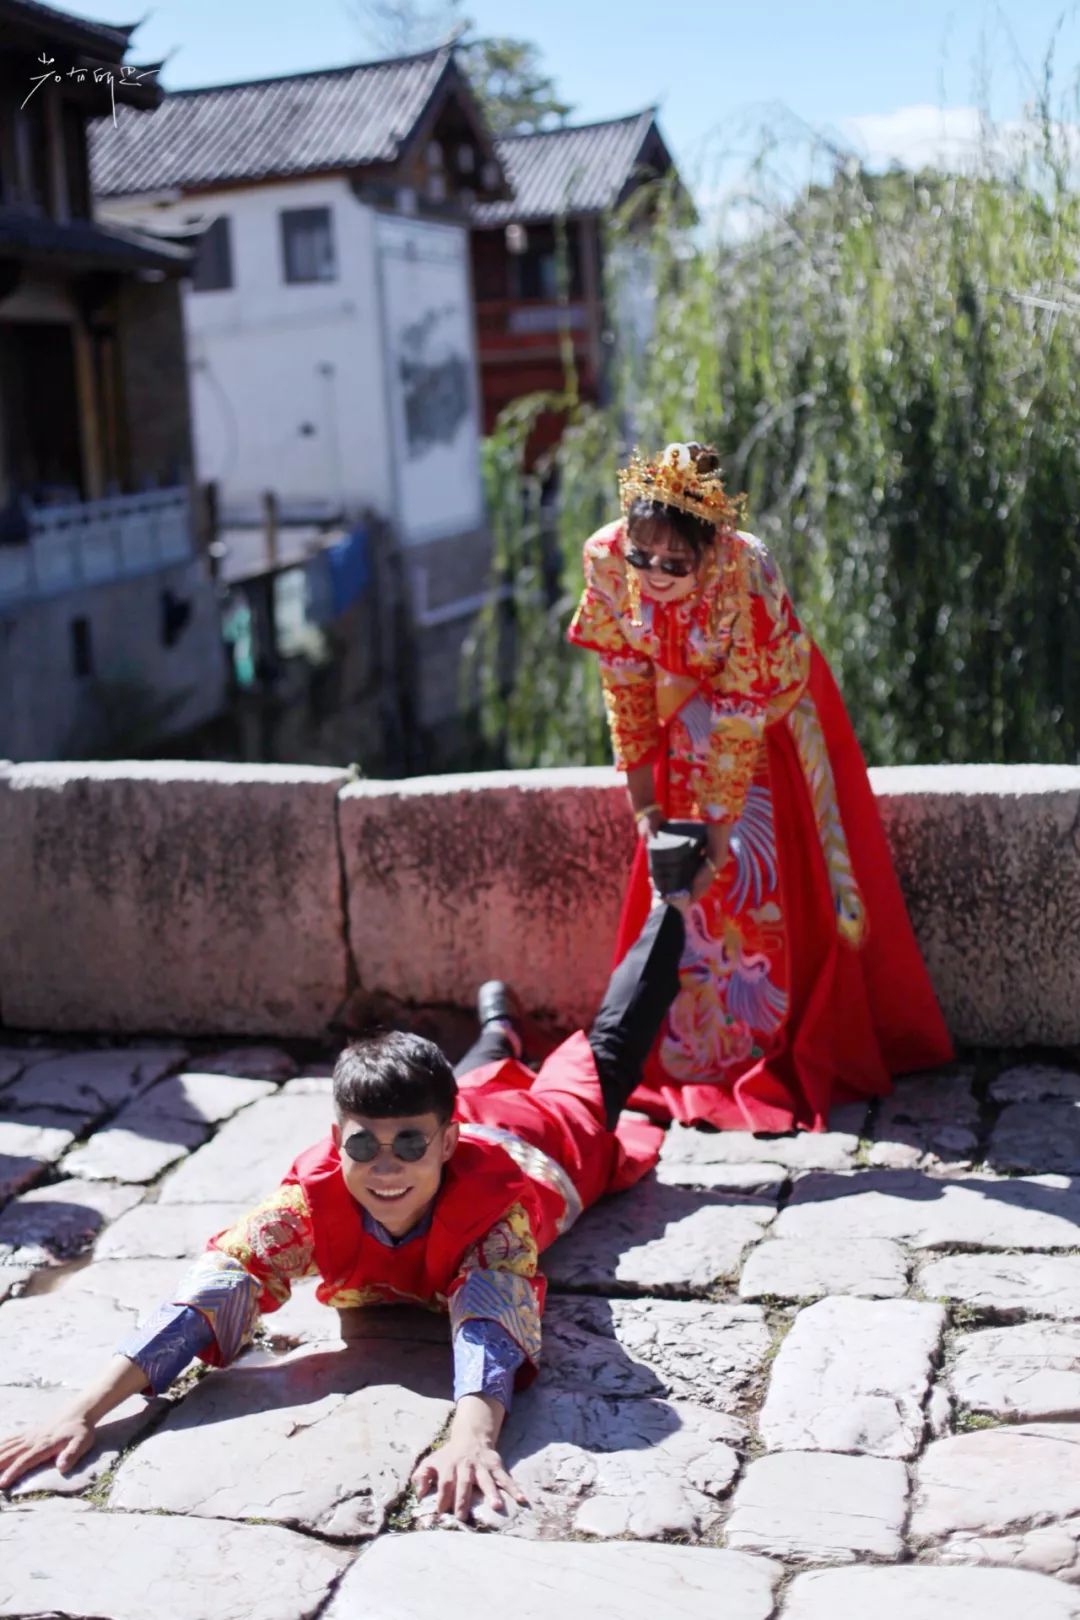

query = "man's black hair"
[[627, 496, 716, 559], [333, 1031, 458, 1124]]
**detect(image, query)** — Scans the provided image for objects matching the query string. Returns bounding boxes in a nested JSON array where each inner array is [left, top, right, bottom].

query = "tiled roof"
[[89, 48, 457, 197], [0, 207, 191, 272], [0, 0, 136, 55], [472, 110, 662, 225]]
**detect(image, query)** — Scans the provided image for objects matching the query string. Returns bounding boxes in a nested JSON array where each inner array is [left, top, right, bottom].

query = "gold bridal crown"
[[618, 442, 746, 529]]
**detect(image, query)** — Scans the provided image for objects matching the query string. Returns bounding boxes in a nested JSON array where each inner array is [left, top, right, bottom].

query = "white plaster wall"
[[101, 180, 394, 513]]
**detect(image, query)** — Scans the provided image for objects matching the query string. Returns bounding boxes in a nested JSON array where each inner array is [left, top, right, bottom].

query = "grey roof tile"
[[90, 49, 452, 197], [472, 110, 660, 225]]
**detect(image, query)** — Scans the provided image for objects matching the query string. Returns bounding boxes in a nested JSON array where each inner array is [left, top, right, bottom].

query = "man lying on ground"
[[0, 900, 689, 1519]]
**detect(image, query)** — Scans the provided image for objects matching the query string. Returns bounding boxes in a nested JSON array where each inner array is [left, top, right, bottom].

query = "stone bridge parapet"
[[1, 761, 1076, 1046]]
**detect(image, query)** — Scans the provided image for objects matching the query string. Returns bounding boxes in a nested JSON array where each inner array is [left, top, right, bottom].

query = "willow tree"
[[471, 118, 1080, 769]]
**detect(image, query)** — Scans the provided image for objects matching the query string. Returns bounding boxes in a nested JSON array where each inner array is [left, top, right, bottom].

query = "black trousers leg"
[[587, 903, 686, 1128], [454, 1024, 515, 1080]]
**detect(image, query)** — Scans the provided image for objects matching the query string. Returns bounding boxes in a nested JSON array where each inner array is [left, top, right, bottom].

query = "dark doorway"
[[0, 321, 83, 504]]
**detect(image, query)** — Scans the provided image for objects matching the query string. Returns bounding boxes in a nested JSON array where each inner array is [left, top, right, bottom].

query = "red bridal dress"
[[568, 519, 953, 1133]]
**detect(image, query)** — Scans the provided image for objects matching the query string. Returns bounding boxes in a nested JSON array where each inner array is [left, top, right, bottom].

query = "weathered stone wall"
[[339, 769, 635, 1033], [0, 762, 350, 1036], [0, 760, 1077, 1044], [871, 764, 1080, 1047]]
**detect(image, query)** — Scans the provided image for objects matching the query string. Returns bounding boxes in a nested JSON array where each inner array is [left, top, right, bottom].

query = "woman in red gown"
[[567, 441, 953, 1133]]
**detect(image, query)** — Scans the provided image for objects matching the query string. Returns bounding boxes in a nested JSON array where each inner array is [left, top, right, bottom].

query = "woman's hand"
[[635, 806, 663, 841], [690, 823, 732, 901]]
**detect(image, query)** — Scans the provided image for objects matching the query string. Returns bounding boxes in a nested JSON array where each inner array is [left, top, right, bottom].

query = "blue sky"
[[54, 0, 1080, 191]]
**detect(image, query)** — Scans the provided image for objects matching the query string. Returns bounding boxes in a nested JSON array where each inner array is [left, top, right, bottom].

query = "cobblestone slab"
[[64, 1114, 211, 1183], [0, 1047, 187, 1127], [0, 1051, 28, 1087], [949, 1322, 1080, 1421], [261, 1276, 346, 1346], [760, 1297, 945, 1457], [64, 1073, 277, 1184], [140, 1070, 279, 1125], [920, 1253, 1080, 1321], [990, 1065, 1080, 1104], [0, 1500, 351, 1620], [777, 1169, 1080, 1249], [63, 1121, 210, 1185], [336, 1304, 450, 1345], [537, 1295, 768, 1410], [422, 1393, 743, 1541], [0, 1259, 184, 1386], [110, 1342, 452, 1535], [911, 1424, 1080, 1548], [931, 1519, 1080, 1583], [158, 1092, 333, 1204], [95, 1201, 250, 1259], [660, 1124, 859, 1175], [725, 1451, 909, 1562], [830, 1102, 874, 1135], [0, 1116, 78, 1201], [328, 1535, 781, 1620], [0, 1047, 63, 1082], [235, 1298, 452, 1353], [783, 1564, 1080, 1618], [545, 1181, 774, 1294], [2, 1386, 165, 1497], [0, 1178, 143, 1266], [193, 1045, 299, 1081], [283, 1074, 334, 1095], [739, 1238, 908, 1301], [988, 1103, 1080, 1175], [655, 1157, 788, 1195], [869, 1069, 980, 1169]]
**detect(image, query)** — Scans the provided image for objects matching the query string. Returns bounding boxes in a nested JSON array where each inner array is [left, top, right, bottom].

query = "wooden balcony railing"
[[475, 298, 595, 354]]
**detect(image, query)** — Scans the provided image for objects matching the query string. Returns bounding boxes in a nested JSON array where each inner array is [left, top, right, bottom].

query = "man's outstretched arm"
[[0, 1186, 315, 1491], [0, 1354, 149, 1488], [411, 1201, 542, 1521]]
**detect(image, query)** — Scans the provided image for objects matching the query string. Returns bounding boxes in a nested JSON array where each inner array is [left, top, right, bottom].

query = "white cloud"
[[841, 102, 1080, 176], [840, 104, 988, 170]]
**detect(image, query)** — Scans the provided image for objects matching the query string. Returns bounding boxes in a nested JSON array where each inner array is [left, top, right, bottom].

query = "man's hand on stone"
[[0, 1354, 149, 1492], [412, 1432, 526, 1521], [0, 1413, 97, 1490], [412, 1392, 528, 1522]]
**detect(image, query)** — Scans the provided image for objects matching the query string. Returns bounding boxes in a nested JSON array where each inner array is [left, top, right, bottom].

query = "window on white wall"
[[281, 207, 337, 284], [191, 216, 234, 292]]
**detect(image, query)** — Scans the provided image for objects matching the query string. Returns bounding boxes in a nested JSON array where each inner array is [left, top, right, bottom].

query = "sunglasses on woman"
[[342, 1125, 442, 1164], [624, 545, 696, 578]]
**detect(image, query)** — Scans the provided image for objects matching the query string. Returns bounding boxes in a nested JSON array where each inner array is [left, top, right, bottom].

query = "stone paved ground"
[[2, 1039, 1080, 1618]]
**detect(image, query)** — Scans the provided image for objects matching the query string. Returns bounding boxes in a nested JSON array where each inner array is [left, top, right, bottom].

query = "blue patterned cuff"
[[118, 1302, 215, 1394], [452, 1317, 525, 1413]]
